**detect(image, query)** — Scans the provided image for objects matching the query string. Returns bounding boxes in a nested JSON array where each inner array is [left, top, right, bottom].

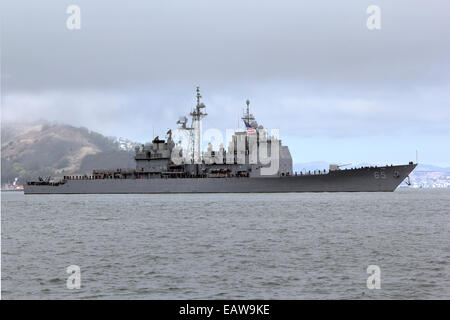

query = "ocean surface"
[[1, 189, 449, 299]]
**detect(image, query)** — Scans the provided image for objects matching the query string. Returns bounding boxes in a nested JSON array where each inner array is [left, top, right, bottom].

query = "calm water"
[[1, 189, 449, 299]]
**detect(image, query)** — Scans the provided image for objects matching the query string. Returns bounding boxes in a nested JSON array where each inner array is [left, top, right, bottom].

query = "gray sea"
[[1, 189, 449, 299]]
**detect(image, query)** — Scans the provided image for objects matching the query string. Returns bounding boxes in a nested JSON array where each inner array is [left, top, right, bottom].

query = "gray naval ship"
[[25, 88, 416, 194]]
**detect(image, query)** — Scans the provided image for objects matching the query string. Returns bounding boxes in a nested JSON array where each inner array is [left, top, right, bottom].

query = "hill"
[[1, 122, 136, 184]]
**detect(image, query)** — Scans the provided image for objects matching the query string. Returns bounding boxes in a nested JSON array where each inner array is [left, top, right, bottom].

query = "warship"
[[24, 88, 416, 194]]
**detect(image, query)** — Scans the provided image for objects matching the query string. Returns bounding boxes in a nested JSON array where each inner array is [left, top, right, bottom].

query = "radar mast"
[[189, 86, 207, 164], [242, 99, 255, 125]]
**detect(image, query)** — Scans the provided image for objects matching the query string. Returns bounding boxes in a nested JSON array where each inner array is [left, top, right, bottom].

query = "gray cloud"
[[2, 0, 449, 91]]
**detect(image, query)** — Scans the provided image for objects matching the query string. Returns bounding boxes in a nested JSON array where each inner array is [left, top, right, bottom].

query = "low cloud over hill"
[[1, 122, 136, 184]]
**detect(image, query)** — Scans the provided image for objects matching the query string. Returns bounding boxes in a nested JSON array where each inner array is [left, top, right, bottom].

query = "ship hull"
[[24, 163, 416, 194]]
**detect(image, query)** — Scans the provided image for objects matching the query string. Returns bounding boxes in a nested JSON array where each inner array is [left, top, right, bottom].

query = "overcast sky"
[[2, 0, 450, 166]]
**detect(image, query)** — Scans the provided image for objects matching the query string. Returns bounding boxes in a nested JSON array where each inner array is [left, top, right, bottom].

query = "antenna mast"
[[242, 99, 255, 124], [189, 86, 207, 164]]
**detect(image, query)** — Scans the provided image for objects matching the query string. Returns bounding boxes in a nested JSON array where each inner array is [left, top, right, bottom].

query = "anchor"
[[405, 175, 411, 186]]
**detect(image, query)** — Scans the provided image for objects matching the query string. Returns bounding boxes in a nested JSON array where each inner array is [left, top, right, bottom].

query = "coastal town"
[[406, 171, 450, 189]]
